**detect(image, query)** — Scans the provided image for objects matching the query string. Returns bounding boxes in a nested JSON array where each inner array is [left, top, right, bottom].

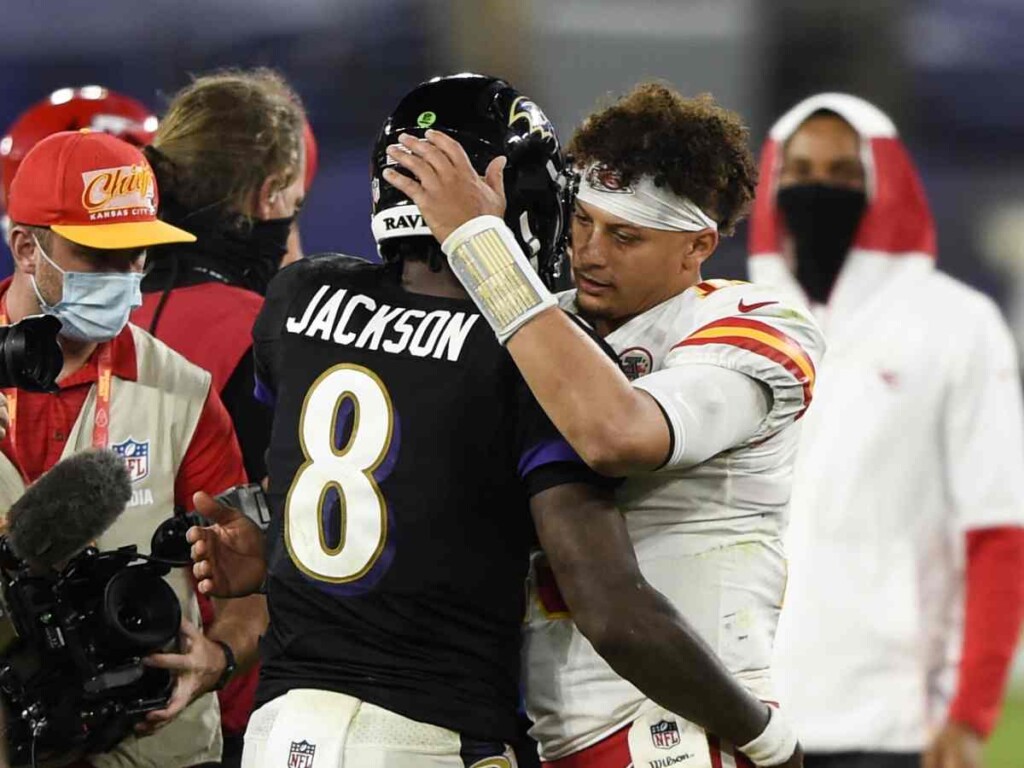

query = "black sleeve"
[[252, 304, 278, 408], [252, 259, 305, 402], [220, 350, 272, 482], [515, 378, 621, 498]]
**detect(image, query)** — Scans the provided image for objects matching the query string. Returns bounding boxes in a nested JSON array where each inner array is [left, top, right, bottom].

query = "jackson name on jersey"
[[253, 254, 607, 745], [524, 279, 825, 760], [282, 282, 480, 362]]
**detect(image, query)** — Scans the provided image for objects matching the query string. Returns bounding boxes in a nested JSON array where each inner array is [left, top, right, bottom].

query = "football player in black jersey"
[[188, 75, 781, 768]]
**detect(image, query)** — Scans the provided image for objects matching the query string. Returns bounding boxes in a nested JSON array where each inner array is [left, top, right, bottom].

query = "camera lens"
[[0, 315, 63, 392], [102, 569, 181, 651]]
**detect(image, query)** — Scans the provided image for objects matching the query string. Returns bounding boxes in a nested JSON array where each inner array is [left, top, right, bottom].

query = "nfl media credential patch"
[[111, 437, 150, 483], [650, 720, 681, 750], [288, 740, 316, 768]]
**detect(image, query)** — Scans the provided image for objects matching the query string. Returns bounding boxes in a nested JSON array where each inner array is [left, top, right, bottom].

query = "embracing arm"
[[383, 132, 669, 474], [530, 482, 797, 764], [382, 131, 774, 476], [507, 311, 670, 474], [506, 319, 769, 475]]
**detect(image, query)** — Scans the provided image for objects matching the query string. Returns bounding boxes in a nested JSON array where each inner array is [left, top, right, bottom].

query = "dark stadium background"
[[2, 0, 1022, 762]]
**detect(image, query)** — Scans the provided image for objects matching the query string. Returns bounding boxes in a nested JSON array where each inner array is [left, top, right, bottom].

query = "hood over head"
[[748, 93, 936, 311]]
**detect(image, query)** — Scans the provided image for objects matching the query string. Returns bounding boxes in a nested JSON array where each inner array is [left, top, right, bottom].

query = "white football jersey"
[[523, 279, 826, 760]]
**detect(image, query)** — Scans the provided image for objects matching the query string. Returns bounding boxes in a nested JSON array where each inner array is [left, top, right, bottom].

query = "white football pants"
[[242, 689, 518, 768]]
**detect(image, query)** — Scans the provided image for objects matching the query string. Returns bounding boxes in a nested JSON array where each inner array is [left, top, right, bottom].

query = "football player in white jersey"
[[384, 83, 824, 768]]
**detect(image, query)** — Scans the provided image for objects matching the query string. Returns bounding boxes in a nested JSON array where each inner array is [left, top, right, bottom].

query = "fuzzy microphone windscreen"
[[7, 448, 132, 570]]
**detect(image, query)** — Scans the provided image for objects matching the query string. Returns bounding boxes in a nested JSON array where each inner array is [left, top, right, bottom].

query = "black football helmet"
[[371, 73, 570, 288]]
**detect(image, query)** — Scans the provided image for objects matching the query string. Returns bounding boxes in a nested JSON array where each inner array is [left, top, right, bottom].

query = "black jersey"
[[252, 255, 598, 742]]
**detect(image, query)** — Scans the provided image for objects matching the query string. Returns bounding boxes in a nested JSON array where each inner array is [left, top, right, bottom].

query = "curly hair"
[[568, 83, 757, 236]]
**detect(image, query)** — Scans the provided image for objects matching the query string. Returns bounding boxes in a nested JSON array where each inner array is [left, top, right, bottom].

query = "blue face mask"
[[31, 236, 143, 343]]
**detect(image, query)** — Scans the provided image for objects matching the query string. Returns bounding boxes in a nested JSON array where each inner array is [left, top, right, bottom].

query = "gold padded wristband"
[[442, 216, 555, 343]]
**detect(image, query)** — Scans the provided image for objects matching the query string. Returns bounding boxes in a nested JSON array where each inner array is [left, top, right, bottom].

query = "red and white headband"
[[576, 162, 718, 233]]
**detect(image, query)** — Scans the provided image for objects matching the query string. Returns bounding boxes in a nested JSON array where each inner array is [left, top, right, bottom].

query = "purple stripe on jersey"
[[518, 439, 584, 478], [253, 376, 275, 407]]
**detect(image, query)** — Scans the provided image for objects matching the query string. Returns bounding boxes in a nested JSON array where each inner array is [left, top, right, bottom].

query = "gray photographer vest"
[[0, 324, 222, 767]]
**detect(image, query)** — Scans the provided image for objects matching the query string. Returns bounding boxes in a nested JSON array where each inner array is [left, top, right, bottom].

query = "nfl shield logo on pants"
[[650, 720, 681, 750], [111, 437, 150, 483], [288, 740, 316, 768]]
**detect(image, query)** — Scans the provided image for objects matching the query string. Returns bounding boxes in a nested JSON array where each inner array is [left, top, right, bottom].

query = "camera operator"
[[0, 130, 257, 767]]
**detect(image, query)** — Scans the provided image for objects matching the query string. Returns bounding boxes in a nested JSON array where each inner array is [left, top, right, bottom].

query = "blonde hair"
[[150, 68, 305, 223]]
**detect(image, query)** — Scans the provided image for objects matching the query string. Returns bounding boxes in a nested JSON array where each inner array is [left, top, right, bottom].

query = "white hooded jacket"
[[749, 94, 1024, 751]]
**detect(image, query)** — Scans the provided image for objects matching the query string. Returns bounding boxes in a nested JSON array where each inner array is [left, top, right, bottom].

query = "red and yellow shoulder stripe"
[[692, 279, 747, 298], [672, 317, 816, 416]]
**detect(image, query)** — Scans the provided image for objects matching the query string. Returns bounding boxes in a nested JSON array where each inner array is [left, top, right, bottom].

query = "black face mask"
[[777, 184, 867, 304], [232, 216, 295, 294], [250, 216, 295, 268], [145, 203, 295, 296]]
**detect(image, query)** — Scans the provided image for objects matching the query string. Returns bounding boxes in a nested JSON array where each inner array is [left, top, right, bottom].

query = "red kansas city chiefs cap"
[[6, 130, 195, 249]]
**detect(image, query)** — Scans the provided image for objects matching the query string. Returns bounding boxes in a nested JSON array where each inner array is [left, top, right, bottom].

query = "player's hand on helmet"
[[382, 129, 507, 244], [187, 491, 267, 598], [923, 721, 983, 768], [137, 619, 226, 734], [0, 393, 8, 441]]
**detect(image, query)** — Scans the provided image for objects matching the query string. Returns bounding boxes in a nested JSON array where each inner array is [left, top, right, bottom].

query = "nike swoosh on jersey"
[[737, 299, 779, 313]]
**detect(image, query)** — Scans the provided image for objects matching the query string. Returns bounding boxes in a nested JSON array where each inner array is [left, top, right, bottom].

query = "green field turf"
[[986, 688, 1024, 768]]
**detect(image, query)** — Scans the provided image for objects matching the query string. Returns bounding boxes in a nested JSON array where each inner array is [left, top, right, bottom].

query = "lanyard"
[[0, 307, 114, 465]]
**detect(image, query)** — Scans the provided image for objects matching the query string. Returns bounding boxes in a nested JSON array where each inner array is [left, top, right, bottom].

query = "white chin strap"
[[575, 162, 718, 233]]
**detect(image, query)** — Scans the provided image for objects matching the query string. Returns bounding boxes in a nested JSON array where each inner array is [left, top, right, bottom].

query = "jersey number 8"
[[284, 364, 395, 583]]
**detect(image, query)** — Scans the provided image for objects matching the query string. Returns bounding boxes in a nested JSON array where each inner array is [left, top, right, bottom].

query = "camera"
[[151, 484, 273, 566], [0, 539, 181, 764], [0, 476, 268, 765], [0, 315, 63, 392]]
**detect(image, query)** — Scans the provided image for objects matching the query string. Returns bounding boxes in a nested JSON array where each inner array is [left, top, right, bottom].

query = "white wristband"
[[738, 707, 798, 767], [441, 215, 556, 344]]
